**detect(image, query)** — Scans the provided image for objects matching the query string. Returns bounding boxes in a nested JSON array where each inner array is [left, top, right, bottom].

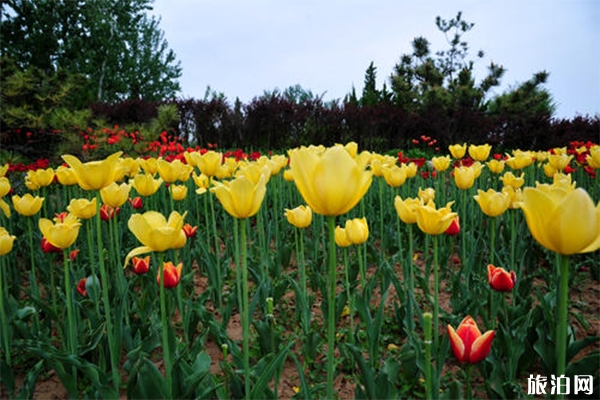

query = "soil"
[[3, 253, 599, 400]]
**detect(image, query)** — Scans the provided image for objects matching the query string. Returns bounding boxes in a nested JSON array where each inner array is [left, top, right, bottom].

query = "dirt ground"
[[4, 256, 599, 400]]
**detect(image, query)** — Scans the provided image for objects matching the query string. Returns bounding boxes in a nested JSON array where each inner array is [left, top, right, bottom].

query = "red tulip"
[[447, 316, 495, 364], [487, 264, 516, 292], [445, 216, 461, 236], [129, 196, 143, 210], [100, 204, 120, 221], [157, 261, 183, 289], [69, 249, 80, 261], [41, 237, 61, 253], [182, 223, 198, 239], [132, 256, 150, 275], [77, 278, 87, 297]]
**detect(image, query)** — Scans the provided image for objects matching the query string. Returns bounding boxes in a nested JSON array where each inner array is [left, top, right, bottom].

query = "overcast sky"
[[151, 0, 599, 120]]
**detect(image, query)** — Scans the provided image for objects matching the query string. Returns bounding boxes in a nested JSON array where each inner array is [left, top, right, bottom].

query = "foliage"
[[0, 0, 181, 104]]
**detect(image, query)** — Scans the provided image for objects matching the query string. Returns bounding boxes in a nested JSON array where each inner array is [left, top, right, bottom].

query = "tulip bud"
[[447, 316, 495, 364], [445, 216, 460, 236], [77, 278, 87, 297], [157, 261, 183, 289], [132, 256, 150, 275], [182, 223, 198, 239], [487, 264, 516, 292], [129, 196, 143, 210], [345, 217, 369, 245]]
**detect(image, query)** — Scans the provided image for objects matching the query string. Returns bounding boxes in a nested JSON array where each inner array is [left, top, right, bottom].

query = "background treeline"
[[1, 5, 598, 163]]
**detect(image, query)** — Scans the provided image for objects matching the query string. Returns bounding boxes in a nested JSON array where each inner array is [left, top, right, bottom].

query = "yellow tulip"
[[39, 213, 81, 249], [501, 186, 523, 209], [131, 173, 163, 197], [394, 196, 422, 224], [414, 201, 458, 235], [505, 151, 534, 170], [137, 157, 159, 175], [382, 165, 407, 188], [486, 159, 505, 174], [0, 177, 10, 198], [519, 187, 600, 255], [586, 145, 600, 169], [211, 174, 267, 219], [288, 146, 372, 216], [474, 189, 510, 217], [170, 184, 188, 201], [472, 162, 485, 178], [62, 152, 123, 191], [543, 162, 558, 178], [552, 147, 567, 156], [468, 144, 492, 161], [0, 164, 7, 177], [100, 182, 131, 208], [157, 159, 193, 183], [345, 217, 369, 245], [55, 165, 78, 186], [369, 158, 385, 177], [25, 168, 55, 190], [500, 171, 525, 189], [548, 154, 573, 171], [418, 187, 435, 204], [283, 169, 294, 182], [454, 165, 476, 190], [124, 211, 187, 267], [405, 162, 418, 178], [431, 156, 452, 172], [343, 142, 359, 158], [449, 143, 467, 159], [118, 157, 140, 178], [284, 205, 312, 229], [334, 226, 352, 247], [270, 155, 289, 176], [215, 157, 238, 179], [12, 194, 44, 216], [0, 227, 16, 255], [190, 151, 223, 177], [236, 163, 271, 185], [67, 198, 97, 220], [0, 177, 10, 218]]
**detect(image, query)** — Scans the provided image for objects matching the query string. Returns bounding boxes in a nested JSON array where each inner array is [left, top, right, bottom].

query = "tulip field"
[[0, 140, 599, 399]]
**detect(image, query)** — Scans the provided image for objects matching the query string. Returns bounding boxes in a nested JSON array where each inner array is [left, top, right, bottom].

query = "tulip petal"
[[469, 330, 495, 364], [547, 188, 600, 254], [521, 188, 558, 252], [123, 246, 153, 269], [447, 324, 466, 363]]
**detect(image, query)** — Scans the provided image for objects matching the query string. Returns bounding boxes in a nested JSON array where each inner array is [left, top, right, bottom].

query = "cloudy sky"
[[151, 0, 599, 120]]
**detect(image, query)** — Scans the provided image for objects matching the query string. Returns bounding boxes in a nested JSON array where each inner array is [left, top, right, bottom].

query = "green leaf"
[[250, 342, 292, 399]]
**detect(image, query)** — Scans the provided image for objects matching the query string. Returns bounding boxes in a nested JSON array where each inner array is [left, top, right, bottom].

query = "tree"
[[1, 0, 181, 104], [387, 11, 553, 146]]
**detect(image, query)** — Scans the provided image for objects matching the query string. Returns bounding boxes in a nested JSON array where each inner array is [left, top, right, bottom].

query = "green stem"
[[95, 195, 120, 392], [406, 224, 415, 331], [465, 364, 473, 400], [423, 312, 432, 400], [432, 235, 439, 352], [296, 228, 309, 334], [489, 217, 496, 266], [0, 255, 11, 366], [208, 189, 222, 308], [63, 248, 77, 387], [240, 218, 251, 400], [63, 249, 77, 355], [555, 254, 569, 399], [158, 252, 173, 398], [342, 248, 354, 345], [27, 217, 40, 331], [326, 215, 336, 400]]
